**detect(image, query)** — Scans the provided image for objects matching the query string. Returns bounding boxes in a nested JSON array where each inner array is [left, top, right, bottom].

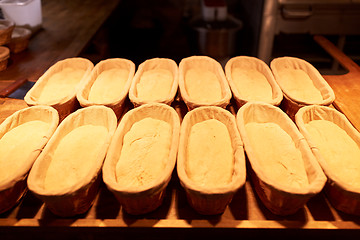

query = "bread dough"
[[245, 122, 309, 189], [37, 67, 86, 103], [0, 121, 50, 183], [232, 68, 273, 102], [136, 69, 173, 101], [115, 117, 171, 187], [185, 68, 222, 103], [186, 119, 233, 187], [305, 120, 360, 188], [44, 125, 108, 191], [88, 68, 129, 102], [277, 69, 323, 103]]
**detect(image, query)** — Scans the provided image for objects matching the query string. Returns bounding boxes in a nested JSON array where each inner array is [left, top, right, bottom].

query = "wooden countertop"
[[0, 0, 120, 82], [314, 35, 360, 131]]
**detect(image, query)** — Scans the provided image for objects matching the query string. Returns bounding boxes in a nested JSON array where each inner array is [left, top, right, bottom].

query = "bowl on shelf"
[[8, 26, 32, 53], [0, 19, 15, 45]]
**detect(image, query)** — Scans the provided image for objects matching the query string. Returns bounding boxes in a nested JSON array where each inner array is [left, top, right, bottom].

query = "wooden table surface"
[[314, 35, 360, 131], [0, 0, 120, 82]]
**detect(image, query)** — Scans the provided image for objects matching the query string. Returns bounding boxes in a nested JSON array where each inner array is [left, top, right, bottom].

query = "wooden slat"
[[2, 218, 360, 230], [0, 79, 27, 98], [1, 178, 360, 229]]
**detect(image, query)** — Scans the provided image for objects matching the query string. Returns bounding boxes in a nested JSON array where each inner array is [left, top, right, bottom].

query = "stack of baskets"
[[0, 19, 13, 71], [0, 18, 32, 71]]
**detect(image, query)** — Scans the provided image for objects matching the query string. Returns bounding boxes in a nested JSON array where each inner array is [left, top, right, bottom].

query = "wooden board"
[[1, 178, 360, 230], [314, 35, 360, 132]]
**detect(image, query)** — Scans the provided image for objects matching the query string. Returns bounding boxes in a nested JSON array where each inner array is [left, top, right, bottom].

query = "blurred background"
[[79, 0, 360, 75]]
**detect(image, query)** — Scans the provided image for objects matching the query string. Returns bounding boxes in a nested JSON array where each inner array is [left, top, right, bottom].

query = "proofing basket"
[[27, 106, 117, 217], [270, 56, 335, 120], [77, 58, 135, 118], [295, 105, 360, 215], [24, 57, 94, 121], [236, 102, 326, 215], [177, 106, 246, 215], [225, 56, 283, 108], [129, 58, 178, 107], [178, 56, 231, 110], [0, 106, 58, 214], [103, 103, 180, 215]]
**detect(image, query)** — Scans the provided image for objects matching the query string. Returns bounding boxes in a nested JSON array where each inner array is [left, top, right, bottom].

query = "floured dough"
[[136, 69, 173, 101], [37, 67, 86, 103], [305, 120, 360, 188], [88, 68, 129, 102], [232, 68, 273, 102], [186, 119, 233, 187], [185, 68, 222, 103], [277, 69, 323, 103], [0, 121, 50, 183], [115, 117, 171, 187], [245, 122, 309, 189], [44, 125, 108, 191]]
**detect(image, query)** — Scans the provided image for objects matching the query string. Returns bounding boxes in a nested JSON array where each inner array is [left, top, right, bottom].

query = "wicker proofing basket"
[[0, 106, 58, 214], [225, 56, 283, 108], [177, 106, 246, 215], [0, 46, 10, 71], [27, 106, 117, 217], [77, 58, 135, 118], [7, 27, 32, 53], [178, 56, 232, 110], [236, 102, 326, 215], [24, 57, 94, 121], [0, 19, 15, 45], [270, 56, 335, 120], [295, 105, 360, 215], [102, 103, 180, 215], [129, 58, 179, 107]]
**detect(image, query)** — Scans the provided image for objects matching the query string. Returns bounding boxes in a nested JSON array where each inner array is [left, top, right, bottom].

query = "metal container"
[[0, 0, 42, 32], [190, 15, 242, 60]]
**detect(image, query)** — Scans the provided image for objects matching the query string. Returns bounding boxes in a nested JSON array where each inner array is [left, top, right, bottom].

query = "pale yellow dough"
[[305, 120, 360, 188], [44, 125, 108, 191], [186, 119, 233, 187], [136, 69, 173, 101], [278, 69, 323, 103], [0, 121, 50, 183], [38, 67, 86, 103], [245, 122, 309, 189], [232, 68, 273, 102], [185, 68, 222, 103], [88, 68, 129, 102], [115, 117, 171, 187]]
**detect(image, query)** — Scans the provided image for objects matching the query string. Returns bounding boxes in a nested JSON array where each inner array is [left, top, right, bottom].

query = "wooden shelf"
[[1, 169, 360, 229]]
